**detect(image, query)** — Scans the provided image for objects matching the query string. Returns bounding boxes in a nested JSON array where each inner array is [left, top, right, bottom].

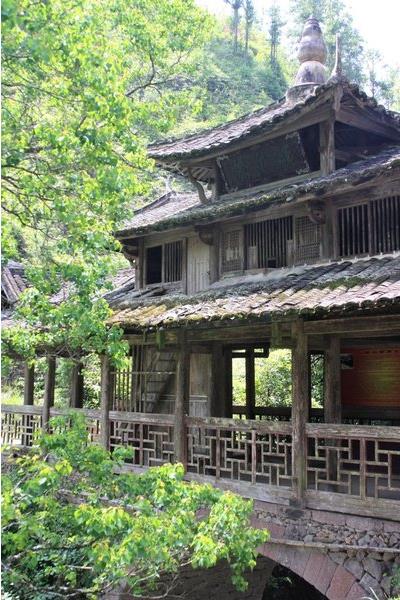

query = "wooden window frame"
[[144, 240, 184, 287], [334, 195, 400, 259]]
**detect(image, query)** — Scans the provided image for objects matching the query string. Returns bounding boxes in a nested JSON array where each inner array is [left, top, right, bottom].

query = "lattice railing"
[[306, 424, 400, 501], [109, 411, 175, 468], [186, 416, 293, 488], [49, 408, 101, 444], [1, 405, 43, 447], [1, 405, 101, 447]]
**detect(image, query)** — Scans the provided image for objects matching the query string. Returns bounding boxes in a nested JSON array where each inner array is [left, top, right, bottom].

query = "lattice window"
[[245, 217, 293, 269], [337, 196, 400, 258], [294, 216, 321, 263], [337, 203, 369, 257], [371, 195, 400, 253], [164, 241, 182, 282], [146, 241, 183, 285], [222, 230, 243, 273]]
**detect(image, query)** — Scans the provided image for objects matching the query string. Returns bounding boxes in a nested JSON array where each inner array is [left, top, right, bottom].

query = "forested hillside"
[[169, 0, 400, 138]]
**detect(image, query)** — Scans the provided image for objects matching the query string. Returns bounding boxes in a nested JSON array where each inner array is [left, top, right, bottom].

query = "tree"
[[1, 0, 211, 363], [289, 0, 365, 84], [224, 0, 243, 54], [2, 414, 268, 598], [268, 3, 284, 67], [365, 50, 400, 110], [243, 0, 255, 57]]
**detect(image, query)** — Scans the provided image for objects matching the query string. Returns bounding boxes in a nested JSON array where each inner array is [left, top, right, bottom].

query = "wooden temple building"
[[3, 16, 400, 548]]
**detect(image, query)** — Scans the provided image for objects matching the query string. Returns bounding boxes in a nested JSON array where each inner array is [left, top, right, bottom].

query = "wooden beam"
[[319, 118, 335, 175], [23, 362, 35, 406], [291, 320, 309, 506], [174, 334, 190, 468], [337, 106, 400, 142], [100, 354, 112, 450], [42, 356, 56, 431], [304, 314, 400, 336]]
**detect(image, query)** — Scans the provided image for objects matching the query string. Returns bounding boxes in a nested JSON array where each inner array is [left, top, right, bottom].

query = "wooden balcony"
[[2, 404, 399, 521]]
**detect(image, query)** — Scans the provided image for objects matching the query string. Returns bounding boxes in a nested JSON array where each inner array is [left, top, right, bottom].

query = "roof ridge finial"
[[286, 16, 327, 102], [329, 33, 346, 82]]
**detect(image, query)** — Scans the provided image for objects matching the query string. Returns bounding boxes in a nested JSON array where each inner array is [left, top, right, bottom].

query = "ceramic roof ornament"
[[287, 16, 327, 102]]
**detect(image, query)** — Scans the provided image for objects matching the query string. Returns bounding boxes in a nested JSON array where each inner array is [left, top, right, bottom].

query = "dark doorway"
[[262, 564, 326, 600]]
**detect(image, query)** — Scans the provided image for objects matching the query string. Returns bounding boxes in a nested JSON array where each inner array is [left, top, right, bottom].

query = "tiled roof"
[[107, 254, 400, 330], [2, 265, 135, 328], [120, 191, 200, 233], [116, 146, 400, 237], [1, 261, 28, 306], [148, 82, 400, 161]]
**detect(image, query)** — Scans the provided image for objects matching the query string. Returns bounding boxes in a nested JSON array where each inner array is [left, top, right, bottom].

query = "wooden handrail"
[[306, 422, 400, 440], [185, 415, 292, 434], [2, 404, 42, 415]]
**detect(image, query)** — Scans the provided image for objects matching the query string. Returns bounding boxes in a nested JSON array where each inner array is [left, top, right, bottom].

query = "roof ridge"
[[148, 96, 287, 150]]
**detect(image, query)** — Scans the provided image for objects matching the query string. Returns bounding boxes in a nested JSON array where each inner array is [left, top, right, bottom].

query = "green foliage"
[[2, 414, 268, 598], [232, 350, 324, 408], [2, 0, 211, 362]]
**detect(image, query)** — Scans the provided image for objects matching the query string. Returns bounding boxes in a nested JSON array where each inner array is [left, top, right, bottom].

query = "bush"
[[2, 413, 268, 599]]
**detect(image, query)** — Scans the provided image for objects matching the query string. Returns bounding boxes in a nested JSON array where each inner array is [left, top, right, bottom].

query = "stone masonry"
[[252, 501, 400, 600]]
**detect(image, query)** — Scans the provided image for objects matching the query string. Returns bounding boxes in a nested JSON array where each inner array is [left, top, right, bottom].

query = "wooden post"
[[324, 335, 342, 483], [224, 347, 233, 418], [24, 362, 35, 406], [245, 348, 255, 420], [324, 336, 342, 423], [23, 362, 35, 446], [319, 117, 335, 176], [291, 320, 309, 505], [210, 342, 226, 417], [100, 354, 112, 450], [70, 361, 84, 408], [42, 356, 56, 431], [174, 335, 190, 468]]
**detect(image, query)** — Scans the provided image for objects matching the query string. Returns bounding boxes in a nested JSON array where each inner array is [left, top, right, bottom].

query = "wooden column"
[[70, 361, 84, 408], [291, 320, 309, 505], [211, 342, 226, 417], [23, 362, 35, 406], [324, 335, 342, 484], [42, 356, 56, 431], [23, 362, 35, 446], [319, 118, 335, 176], [224, 348, 233, 418], [324, 335, 342, 423], [245, 348, 255, 420], [100, 354, 112, 450], [174, 335, 190, 468]]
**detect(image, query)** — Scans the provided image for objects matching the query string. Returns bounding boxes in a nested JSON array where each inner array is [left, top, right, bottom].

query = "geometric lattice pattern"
[[1, 409, 42, 447], [187, 419, 292, 488], [307, 435, 400, 501], [109, 417, 175, 467], [294, 216, 321, 263]]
